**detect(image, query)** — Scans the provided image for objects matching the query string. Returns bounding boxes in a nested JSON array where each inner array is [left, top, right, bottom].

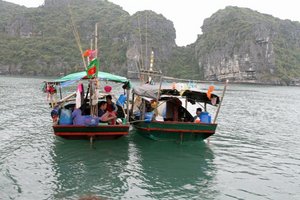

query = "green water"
[[0, 76, 300, 199]]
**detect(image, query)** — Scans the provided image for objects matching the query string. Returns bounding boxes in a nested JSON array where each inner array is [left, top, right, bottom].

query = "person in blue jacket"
[[193, 107, 202, 122]]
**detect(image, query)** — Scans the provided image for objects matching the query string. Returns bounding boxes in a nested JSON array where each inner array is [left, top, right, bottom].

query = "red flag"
[[86, 59, 99, 78]]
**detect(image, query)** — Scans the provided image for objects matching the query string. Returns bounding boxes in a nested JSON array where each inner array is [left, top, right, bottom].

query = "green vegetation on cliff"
[[195, 6, 300, 84], [0, 0, 131, 75], [1, 2, 300, 84]]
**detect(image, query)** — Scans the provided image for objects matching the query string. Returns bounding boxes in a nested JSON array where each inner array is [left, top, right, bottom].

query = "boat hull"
[[53, 125, 129, 140], [132, 121, 217, 142]]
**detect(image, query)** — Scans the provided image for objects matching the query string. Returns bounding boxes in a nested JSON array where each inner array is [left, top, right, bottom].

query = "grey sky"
[[3, 0, 300, 46]]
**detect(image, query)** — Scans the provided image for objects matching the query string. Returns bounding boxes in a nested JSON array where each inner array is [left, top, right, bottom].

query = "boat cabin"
[[130, 84, 220, 123]]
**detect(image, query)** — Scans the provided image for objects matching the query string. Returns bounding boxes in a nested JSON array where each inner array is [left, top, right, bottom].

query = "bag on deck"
[[84, 115, 99, 126], [59, 109, 73, 125]]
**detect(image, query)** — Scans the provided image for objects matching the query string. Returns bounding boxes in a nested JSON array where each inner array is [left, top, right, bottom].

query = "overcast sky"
[[3, 0, 300, 46]]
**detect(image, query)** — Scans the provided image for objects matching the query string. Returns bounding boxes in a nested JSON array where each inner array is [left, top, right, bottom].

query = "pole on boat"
[[148, 50, 154, 83], [137, 14, 145, 84], [68, 4, 87, 70], [90, 23, 99, 117], [130, 92, 135, 120], [156, 76, 163, 102], [180, 133, 183, 144], [90, 136, 94, 146], [126, 88, 130, 124], [94, 23, 99, 116], [59, 83, 62, 100], [213, 79, 229, 123], [141, 99, 145, 120], [95, 23, 98, 58]]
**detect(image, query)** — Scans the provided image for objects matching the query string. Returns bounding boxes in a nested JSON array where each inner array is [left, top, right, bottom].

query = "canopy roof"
[[54, 71, 129, 83], [45, 71, 131, 88], [132, 84, 220, 106]]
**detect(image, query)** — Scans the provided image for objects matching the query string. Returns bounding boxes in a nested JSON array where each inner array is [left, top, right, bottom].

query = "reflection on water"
[[52, 138, 130, 199], [51, 134, 217, 199], [126, 134, 217, 200], [1, 76, 300, 199]]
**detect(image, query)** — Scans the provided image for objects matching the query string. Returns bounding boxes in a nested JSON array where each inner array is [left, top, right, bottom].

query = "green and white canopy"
[[45, 71, 131, 88], [55, 71, 129, 83]]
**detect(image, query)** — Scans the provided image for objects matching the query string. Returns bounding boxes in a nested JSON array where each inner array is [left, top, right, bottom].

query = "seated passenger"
[[194, 107, 202, 123], [105, 95, 117, 124], [51, 104, 60, 123], [98, 101, 117, 125], [106, 95, 118, 113]]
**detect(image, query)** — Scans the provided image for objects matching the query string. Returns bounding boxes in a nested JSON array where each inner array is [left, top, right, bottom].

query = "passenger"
[[194, 107, 202, 123], [105, 95, 117, 124], [98, 101, 117, 124], [105, 95, 118, 113], [51, 104, 60, 123]]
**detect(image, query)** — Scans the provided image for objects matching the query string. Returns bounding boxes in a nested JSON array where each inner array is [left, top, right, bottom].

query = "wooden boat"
[[130, 80, 228, 142], [53, 124, 129, 140], [47, 70, 131, 141], [132, 121, 217, 141], [42, 22, 133, 141]]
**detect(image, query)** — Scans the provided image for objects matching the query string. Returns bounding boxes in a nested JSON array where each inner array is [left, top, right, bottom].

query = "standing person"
[[98, 101, 116, 124], [194, 107, 202, 122]]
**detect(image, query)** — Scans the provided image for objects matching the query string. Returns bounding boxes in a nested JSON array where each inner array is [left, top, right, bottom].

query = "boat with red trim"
[[130, 79, 228, 142], [46, 70, 131, 141]]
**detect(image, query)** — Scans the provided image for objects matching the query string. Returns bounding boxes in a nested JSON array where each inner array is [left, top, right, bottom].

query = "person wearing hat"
[[194, 107, 202, 123]]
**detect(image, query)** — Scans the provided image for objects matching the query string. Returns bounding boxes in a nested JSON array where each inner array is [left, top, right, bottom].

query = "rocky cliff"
[[0, 0, 177, 77], [1, 1, 300, 85], [126, 10, 176, 78], [195, 6, 300, 85]]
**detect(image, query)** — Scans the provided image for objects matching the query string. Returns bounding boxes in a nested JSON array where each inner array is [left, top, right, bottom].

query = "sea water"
[[0, 76, 300, 199]]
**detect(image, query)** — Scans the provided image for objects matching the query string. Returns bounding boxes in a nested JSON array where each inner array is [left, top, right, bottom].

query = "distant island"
[[0, 0, 299, 85]]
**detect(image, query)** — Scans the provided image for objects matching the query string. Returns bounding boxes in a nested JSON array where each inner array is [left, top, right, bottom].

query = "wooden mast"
[[68, 4, 87, 70], [137, 14, 145, 84], [90, 23, 99, 117], [213, 79, 229, 123], [148, 50, 154, 83]]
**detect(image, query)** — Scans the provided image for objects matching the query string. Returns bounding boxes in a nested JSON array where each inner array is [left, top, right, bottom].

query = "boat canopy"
[[55, 71, 129, 83], [45, 71, 131, 88], [132, 84, 220, 106], [132, 84, 178, 98]]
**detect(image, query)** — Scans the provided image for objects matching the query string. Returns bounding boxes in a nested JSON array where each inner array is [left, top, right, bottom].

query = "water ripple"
[[1, 77, 300, 199]]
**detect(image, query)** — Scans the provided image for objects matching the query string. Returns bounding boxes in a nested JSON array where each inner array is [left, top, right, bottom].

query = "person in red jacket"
[[98, 101, 116, 124], [105, 95, 117, 125]]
